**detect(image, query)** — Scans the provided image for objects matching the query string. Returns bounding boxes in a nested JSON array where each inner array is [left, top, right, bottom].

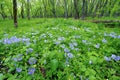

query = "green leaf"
[[0, 74, 4, 80], [50, 59, 58, 72]]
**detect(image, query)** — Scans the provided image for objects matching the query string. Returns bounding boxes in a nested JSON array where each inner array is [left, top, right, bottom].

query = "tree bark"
[[0, 4, 5, 20], [82, 0, 85, 20], [74, 0, 79, 19], [21, 2, 24, 18], [27, 0, 30, 20], [64, 0, 68, 18], [13, 0, 18, 28]]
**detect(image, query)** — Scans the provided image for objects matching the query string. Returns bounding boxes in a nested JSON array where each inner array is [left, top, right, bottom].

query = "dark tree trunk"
[[13, 0, 18, 28], [43, 0, 47, 17], [27, 0, 30, 20], [74, 0, 79, 19], [50, 0, 56, 17], [0, 4, 5, 20], [21, 3, 24, 18], [64, 0, 68, 18], [82, 0, 85, 20]]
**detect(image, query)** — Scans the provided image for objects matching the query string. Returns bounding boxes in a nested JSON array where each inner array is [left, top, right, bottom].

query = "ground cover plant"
[[0, 18, 120, 80]]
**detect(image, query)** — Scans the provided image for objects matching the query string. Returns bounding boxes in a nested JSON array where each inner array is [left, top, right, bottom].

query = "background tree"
[[27, 0, 30, 20], [13, 0, 17, 27]]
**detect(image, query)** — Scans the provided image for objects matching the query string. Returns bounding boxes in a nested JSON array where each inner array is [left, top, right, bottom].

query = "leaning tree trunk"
[[13, 0, 18, 28], [74, 0, 79, 19]]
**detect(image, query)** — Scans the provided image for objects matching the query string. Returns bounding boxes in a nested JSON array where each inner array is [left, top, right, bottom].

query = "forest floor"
[[0, 18, 120, 80]]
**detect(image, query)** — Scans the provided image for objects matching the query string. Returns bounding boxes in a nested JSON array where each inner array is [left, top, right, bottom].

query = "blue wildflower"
[[28, 57, 36, 65], [69, 43, 74, 50], [95, 43, 100, 48], [73, 42, 78, 46], [67, 53, 73, 58], [111, 54, 120, 61], [58, 37, 65, 41], [111, 54, 116, 60], [28, 68, 35, 75], [102, 38, 107, 43], [64, 48, 70, 53], [114, 56, 120, 61], [16, 68, 22, 73], [82, 40, 87, 43], [118, 35, 120, 39], [60, 44, 66, 48], [104, 56, 111, 61], [55, 41, 60, 45], [26, 48, 33, 54], [13, 54, 23, 62]]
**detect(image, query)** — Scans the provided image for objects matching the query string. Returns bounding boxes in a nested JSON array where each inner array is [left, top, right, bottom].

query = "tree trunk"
[[74, 0, 79, 19], [43, 0, 47, 17], [0, 4, 5, 20], [27, 0, 30, 20], [81, 0, 85, 20], [50, 0, 56, 17], [64, 0, 68, 18], [21, 2, 24, 18], [13, 0, 18, 28]]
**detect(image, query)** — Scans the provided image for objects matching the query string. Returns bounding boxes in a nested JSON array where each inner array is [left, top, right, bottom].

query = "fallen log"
[[87, 20, 120, 23]]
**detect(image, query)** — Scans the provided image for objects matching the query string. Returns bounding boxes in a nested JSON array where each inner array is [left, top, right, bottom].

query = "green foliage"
[[0, 18, 120, 80]]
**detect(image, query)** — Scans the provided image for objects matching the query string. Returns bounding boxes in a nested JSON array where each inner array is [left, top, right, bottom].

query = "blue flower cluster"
[[13, 54, 23, 62], [104, 54, 120, 61], [2, 36, 30, 46], [4, 36, 20, 44], [28, 57, 37, 65], [104, 32, 120, 39], [26, 48, 33, 54], [28, 68, 35, 75]]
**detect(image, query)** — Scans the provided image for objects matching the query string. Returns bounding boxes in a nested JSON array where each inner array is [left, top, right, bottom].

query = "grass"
[[0, 18, 120, 80]]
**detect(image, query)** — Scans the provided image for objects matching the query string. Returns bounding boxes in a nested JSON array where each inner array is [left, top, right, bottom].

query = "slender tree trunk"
[[50, 0, 56, 17], [64, 0, 68, 18], [43, 0, 47, 17], [82, 0, 85, 20], [0, 4, 5, 20], [13, 0, 18, 28], [27, 0, 30, 20], [21, 3, 24, 18], [74, 0, 79, 19]]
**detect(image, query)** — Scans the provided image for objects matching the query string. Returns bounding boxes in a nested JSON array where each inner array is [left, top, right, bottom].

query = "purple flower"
[[104, 56, 111, 61], [102, 38, 107, 43], [28, 57, 36, 65], [64, 48, 70, 53], [55, 41, 60, 45], [118, 35, 120, 39], [73, 42, 78, 46], [82, 40, 87, 43], [58, 37, 65, 41], [111, 54, 116, 60], [95, 43, 100, 48], [13, 54, 23, 62], [26, 48, 33, 54], [16, 68, 22, 73], [67, 53, 73, 58], [60, 44, 65, 48], [28, 68, 35, 75], [69, 43, 74, 50], [111, 54, 120, 61], [114, 56, 120, 61]]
